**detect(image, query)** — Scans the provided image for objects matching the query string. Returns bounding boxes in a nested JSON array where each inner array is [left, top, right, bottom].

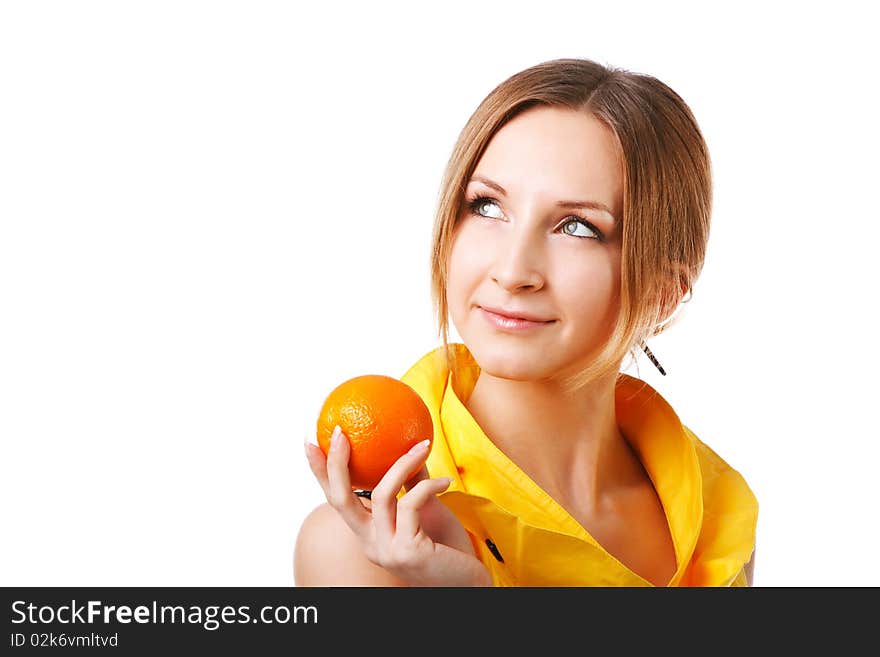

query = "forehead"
[[473, 106, 623, 214]]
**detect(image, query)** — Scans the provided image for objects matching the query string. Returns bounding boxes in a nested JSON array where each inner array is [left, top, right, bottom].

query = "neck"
[[464, 369, 643, 508]]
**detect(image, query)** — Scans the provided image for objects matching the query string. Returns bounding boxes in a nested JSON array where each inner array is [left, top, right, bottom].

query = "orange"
[[316, 374, 434, 491]]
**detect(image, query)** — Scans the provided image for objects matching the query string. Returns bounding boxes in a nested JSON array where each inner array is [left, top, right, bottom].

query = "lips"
[[478, 306, 555, 333], [479, 305, 554, 323]]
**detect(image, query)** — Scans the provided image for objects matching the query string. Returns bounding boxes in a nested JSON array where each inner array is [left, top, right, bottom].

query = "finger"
[[304, 440, 331, 497], [370, 439, 432, 542], [396, 477, 453, 539], [403, 464, 430, 492], [323, 426, 371, 537]]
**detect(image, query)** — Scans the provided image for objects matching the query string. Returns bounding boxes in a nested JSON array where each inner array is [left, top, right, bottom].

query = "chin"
[[465, 335, 558, 381]]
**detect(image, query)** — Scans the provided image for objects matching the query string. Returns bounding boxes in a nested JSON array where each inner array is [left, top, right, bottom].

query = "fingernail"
[[330, 425, 343, 450], [437, 477, 453, 487], [408, 439, 431, 455]]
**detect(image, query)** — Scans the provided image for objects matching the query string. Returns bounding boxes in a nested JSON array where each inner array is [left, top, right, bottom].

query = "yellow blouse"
[[400, 343, 758, 587]]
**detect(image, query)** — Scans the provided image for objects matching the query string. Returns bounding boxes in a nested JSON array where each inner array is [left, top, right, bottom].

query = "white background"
[[1, 1, 877, 587]]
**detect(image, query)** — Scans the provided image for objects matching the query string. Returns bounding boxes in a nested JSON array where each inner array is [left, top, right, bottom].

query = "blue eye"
[[560, 217, 600, 239], [469, 196, 503, 219]]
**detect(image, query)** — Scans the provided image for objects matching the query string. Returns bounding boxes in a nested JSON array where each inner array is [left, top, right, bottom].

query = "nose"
[[489, 223, 546, 292]]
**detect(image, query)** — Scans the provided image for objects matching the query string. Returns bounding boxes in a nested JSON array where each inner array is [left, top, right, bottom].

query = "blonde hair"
[[430, 58, 712, 394]]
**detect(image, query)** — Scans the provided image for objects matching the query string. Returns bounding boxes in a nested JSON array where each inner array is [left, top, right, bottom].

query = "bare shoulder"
[[293, 503, 408, 587]]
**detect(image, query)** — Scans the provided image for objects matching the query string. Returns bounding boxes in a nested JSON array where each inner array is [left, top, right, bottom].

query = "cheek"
[[447, 227, 485, 304], [556, 257, 620, 318]]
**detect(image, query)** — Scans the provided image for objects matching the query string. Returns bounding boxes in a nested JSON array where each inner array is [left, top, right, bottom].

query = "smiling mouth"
[[478, 306, 555, 323], [478, 307, 556, 331]]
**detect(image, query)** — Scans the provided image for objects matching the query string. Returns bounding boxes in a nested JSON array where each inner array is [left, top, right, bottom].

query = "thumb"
[[403, 463, 430, 492]]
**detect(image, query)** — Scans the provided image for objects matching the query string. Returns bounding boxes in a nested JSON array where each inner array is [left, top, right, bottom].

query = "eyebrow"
[[468, 175, 617, 223]]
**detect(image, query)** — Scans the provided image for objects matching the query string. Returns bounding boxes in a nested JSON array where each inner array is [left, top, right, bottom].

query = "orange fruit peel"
[[316, 374, 434, 491]]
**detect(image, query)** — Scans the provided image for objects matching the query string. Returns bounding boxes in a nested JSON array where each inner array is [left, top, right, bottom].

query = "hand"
[[304, 427, 492, 587]]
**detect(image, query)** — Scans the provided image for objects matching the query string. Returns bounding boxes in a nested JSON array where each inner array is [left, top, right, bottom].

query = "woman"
[[295, 57, 758, 587]]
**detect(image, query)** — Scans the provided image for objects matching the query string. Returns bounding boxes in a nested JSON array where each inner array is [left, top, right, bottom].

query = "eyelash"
[[465, 195, 604, 242]]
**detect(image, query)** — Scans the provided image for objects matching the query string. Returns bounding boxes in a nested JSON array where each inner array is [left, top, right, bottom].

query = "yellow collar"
[[401, 343, 757, 586]]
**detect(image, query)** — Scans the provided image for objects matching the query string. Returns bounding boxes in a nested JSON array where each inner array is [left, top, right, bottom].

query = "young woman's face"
[[447, 106, 624, 383]]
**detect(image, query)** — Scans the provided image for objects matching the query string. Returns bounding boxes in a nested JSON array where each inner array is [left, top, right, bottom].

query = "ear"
[[657, 266, 691, 325]]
